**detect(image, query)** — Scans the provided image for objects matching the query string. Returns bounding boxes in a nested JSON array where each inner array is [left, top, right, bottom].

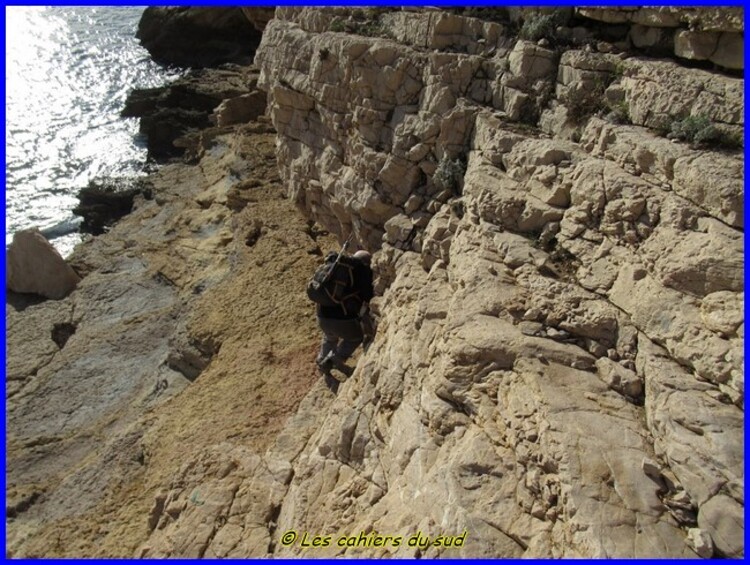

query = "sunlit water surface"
[[6, 7, 182, 256]]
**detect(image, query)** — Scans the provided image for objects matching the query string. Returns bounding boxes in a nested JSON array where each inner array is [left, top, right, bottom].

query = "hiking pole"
[[332, 233, 354, 268], [340, 233, 353, 255]]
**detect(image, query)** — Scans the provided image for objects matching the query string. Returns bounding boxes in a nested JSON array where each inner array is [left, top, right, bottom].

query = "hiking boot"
[[328, 367, 349, 383], [323, 373, 339, 394], [316, 351, 336, 373]]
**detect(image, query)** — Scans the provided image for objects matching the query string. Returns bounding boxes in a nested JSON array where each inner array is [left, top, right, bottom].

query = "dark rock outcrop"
[[122, 66, 261, 161], [73, 178, 152, 235], [240, 7, 277, 32], [136, 7, 263, 68]]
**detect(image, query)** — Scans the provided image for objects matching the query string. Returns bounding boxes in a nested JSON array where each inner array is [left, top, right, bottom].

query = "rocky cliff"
[[5, 7, 744, 558], [6, 63, 334, 557]]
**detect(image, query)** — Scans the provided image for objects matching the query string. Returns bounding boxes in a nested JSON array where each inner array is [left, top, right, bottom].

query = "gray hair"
[[353, 250, 371, 264]]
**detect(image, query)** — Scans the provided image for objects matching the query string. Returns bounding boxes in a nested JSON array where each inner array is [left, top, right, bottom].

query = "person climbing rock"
[[307, 246, 374, 392]]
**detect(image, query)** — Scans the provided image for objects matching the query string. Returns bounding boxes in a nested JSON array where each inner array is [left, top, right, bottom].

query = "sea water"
[[6, 6, 182, 257]]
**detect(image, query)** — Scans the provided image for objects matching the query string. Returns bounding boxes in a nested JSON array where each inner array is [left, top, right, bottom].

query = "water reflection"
[[5, 7, 182, 256]]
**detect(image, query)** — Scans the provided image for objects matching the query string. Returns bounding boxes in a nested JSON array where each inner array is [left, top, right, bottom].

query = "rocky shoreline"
[[6, 7, 744, 558], [6, 60, 340, 556]]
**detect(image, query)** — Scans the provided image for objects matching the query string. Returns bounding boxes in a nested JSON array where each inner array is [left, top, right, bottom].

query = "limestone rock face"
[[577, 7, 744, 70], [579, 121, 743, 229], [7, 7, 744, 560], [617, 58, 743, 132], [6, 229, 81, 299], [241, 7, 744, 558], [255, 7, 743, 259], [254, 9, 579, 252], [577, 7, 743, 32]]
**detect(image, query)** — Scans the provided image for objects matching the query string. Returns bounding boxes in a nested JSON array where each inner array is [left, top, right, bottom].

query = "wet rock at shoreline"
[[73, 178, 153, 235]]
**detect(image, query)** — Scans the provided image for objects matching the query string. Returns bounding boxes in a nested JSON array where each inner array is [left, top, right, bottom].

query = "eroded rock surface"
[[234, 7, 741, 558], [576, 7, 744, 69], [6, 71, 337, 557], [6, 7, 744, 559]]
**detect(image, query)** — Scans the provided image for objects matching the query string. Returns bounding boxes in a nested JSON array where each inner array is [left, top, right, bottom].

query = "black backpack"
[[307, 252, 362, 315]]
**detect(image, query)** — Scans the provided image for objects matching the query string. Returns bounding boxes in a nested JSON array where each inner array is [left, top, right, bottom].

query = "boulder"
[[212, 91, 267, 127], [674, 30, 719, 61], [700, 291, 744, 336], [508, 40, 557, 81], [630, 25, 667, 49], [698, 495, 744, 557], [596, 357, 643, 398], [686, 528, 714, 558], [711, 32, 744, 70], [6, 229, 81, 299], [383, 214, 414, 247]]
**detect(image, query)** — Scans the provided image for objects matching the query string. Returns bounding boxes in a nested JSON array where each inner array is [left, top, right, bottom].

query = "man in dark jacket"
[[316, 250, 374, 386]]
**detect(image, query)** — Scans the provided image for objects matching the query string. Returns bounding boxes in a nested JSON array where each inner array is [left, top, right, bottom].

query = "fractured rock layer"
[[241, 7, 742, 558], [5, 7, 744, 559]]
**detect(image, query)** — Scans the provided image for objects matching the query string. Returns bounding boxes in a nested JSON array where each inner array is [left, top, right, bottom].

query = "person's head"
[[353, 250, 371, 265]]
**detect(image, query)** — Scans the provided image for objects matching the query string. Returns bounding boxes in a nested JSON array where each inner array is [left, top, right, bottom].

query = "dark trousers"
[[317, 317, 363, 363]]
